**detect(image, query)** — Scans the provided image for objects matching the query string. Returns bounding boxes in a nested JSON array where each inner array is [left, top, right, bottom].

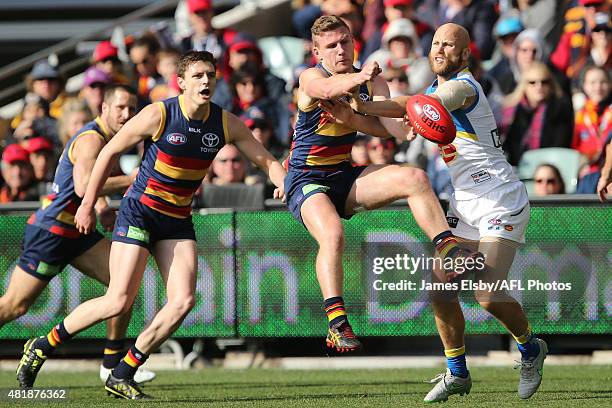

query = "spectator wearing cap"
[[129, 34, 164, 102], [230, 64, 283, 143], [24, 137, 55, 182], [488, 14, 524, 86], [80, 67, 111, 116], [57, 98, 92, 146], [11, 61, 66, 134], [26, 60, 66, 119], [0, 144, 39, 203], [179, 0, 236, 61], [361, 0, 433, 62], [551, 0, 611, 84], [495, 29, 559, 95], [242, 109, 287, 159], [92, 40, 129, 85], [365, 18, 433, 94], [214, 33, 290, 144]]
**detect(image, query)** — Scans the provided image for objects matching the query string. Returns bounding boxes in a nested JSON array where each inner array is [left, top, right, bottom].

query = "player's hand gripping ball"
[[405, 95, 456, 145]]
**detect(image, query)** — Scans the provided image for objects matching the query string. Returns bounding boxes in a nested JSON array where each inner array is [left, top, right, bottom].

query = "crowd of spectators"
[[0, 0, 610, 206]]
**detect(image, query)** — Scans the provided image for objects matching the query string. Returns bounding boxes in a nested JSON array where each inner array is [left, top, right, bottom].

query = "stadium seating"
[[200, 183, 265, 210], [257, 36, 306, 89]]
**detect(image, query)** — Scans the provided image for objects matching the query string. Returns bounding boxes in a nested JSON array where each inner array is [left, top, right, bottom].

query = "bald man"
[[340, 23, 547, 402]]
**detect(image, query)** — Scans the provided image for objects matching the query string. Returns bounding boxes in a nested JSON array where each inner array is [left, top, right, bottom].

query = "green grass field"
[[0, 365, 611, 407]]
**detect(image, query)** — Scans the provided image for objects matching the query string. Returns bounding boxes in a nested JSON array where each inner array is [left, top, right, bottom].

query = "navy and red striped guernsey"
[[28, 118, 111, 238], [126, 95, 229, 218], [288, 64, 372, 171]]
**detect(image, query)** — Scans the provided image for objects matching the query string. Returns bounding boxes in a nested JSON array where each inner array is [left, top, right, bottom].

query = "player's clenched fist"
[[359, 61, 381, 83]]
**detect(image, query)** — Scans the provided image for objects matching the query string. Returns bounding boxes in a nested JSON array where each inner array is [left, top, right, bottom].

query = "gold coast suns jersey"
[[426, 69, 519, 200]]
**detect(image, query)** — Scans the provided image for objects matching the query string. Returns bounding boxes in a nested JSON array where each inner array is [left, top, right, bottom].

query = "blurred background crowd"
[[0, 0, 610, 207]]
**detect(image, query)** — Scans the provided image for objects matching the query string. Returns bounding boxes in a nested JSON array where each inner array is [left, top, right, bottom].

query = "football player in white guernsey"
[[346, 23, 547, 402]]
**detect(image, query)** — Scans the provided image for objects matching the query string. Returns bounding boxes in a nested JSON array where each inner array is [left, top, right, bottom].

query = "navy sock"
[[36, 321, 72, 355], [112, 345, 148, 380], [102, 339, 125, 369], [324, 296, 350, 328]]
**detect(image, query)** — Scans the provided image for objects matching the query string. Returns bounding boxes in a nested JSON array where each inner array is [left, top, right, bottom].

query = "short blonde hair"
[[311, 15, 351, 40]]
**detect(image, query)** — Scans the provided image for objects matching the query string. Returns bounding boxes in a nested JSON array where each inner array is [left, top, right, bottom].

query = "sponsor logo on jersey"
[[423, 104, 441, 121], [189, 127, 202, 134], [359, 93, 370, 102], [167, 133, 187, 145], [202, 133, 220, 148], [504, 225, 514, 231], [471, 169, 491, 184], [488, 218, 502, 225]]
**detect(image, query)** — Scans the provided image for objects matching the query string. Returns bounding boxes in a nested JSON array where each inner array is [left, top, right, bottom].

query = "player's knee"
[[0, 298, 30, 320], [168, 296, 195, 317], [475, 291, 508, 311], [319, 227, 344, 252], [103, 294, 133, 318], [397, 167, 431, 193]]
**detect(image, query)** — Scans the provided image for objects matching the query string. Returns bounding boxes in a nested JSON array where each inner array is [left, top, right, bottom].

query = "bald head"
[[436, 23, 471, 49], [429, 23, 471, 78]]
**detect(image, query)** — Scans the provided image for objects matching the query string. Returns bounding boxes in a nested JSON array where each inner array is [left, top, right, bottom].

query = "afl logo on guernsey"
[[201, 133, 220, 148], [167, 133, 187, 145], [423, 104, 441, 121]]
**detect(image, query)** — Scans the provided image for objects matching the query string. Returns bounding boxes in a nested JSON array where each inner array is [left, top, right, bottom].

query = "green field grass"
[[0, 365, 610, 407]]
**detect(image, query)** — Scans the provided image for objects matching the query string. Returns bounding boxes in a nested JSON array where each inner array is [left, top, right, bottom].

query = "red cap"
[[2, 144, 30, 164], [93, 41, 118, 63], [24, 137, 53, 154], [579, 0, 604, 5], [229, 41, 257, 53], [384, 0, 413, 7], [187, 0, 212, 13]]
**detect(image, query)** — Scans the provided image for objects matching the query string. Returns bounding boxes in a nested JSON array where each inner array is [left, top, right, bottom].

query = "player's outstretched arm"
[[597, 142, 612, 202], [301, 61, 380, 102], [228, 112, 287, 200], [75, 103, 161, 234], [318, 99, 392, 138]]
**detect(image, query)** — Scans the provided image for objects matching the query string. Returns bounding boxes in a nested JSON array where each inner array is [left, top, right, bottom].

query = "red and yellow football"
[[405, 94, 456, 145]]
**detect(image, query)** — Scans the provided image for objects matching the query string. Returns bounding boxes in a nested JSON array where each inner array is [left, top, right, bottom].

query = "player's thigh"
[[345, 164, 429, 213], [105, 241, 150, 301], [300, 193, 344, 245], [1, 266, 48, 309], [152, 239, 197, 301], [71, 238, 112, 286], [475, 237, 518, 283]]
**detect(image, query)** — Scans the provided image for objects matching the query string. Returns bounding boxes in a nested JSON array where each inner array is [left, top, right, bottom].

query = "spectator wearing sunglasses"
[[367, 137, 397, 165], [533, 164, 566, 196], [501, 62, 574, 166]]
